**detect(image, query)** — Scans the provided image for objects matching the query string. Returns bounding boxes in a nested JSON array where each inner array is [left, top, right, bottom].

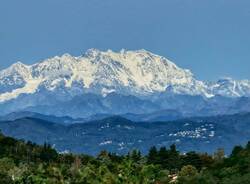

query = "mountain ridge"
[[1, 49, 250, 117], [2, 49, 249, 101], [1, 112, 250, 154]]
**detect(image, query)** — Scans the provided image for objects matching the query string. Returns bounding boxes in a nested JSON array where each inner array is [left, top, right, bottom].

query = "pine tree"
[[147, 146, 158, 164]]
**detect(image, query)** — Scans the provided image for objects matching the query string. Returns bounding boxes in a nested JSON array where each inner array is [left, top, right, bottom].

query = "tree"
[[199, 153, 214, 168], [168, 144, 181, 171], [147, 146, 158, 164], [178, 165, 199, 184], [0, 173, 13, 184], [231, 146, 243, 157], [179, 165, 198, 177], [214, 148, 225, 162], [183, 152, 203, 170], [130, 149, 141, 162], [158, 147, 168, 163], [39, 143, 58, 162], [246, 141, 250, 150]]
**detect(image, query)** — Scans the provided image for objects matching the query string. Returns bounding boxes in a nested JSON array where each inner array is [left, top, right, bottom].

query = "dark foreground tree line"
[[1, 131, 250, 184]]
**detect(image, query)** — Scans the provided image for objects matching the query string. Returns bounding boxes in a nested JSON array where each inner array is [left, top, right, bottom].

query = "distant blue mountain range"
[[1, 112, 250, 155]]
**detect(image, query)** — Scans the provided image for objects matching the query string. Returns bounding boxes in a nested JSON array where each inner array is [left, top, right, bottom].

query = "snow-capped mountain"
[[0, 49, 208, 102], [0, 49, 250, 117], [208, 78, 250, 97]]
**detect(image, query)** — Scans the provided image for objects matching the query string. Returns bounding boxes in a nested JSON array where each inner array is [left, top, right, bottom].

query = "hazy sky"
[[0, 0, 250, 81]]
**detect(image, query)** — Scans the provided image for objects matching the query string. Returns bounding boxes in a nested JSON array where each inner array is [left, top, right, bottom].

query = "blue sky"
[[0, 0, 250, 81]]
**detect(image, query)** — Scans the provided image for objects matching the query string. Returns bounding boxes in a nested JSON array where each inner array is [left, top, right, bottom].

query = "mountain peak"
[[13, 61, 26, 66], [217, 77, 234, 83], [0, 61, 30, 80], [8, 61, 29, 71], [84, 48, 102, 57]]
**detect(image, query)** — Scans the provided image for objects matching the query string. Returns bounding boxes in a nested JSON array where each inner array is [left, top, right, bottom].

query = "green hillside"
[[1, 130, 250, 183]]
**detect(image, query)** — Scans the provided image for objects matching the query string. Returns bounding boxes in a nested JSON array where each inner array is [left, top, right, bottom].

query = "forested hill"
[[1, 113, 250, 155], [1, 131, 250, 183]]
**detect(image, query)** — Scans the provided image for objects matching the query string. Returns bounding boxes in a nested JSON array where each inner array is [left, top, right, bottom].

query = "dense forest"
[[1, 131, 250, 184]]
